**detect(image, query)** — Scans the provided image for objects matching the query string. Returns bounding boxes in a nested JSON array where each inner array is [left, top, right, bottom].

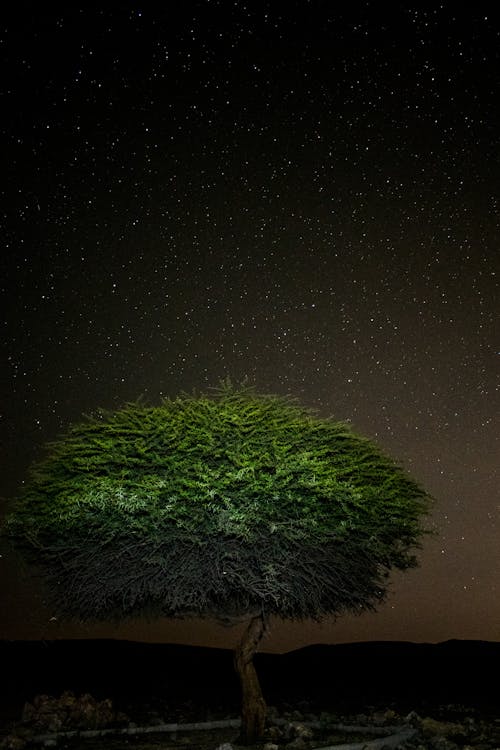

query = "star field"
[[1, 4, 499, 648]]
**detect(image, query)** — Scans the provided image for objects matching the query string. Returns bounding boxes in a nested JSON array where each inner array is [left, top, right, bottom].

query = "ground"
[[2, 694, 500, 750]]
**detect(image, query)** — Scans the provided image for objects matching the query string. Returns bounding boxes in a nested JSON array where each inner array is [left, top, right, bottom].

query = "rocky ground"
[[1, 692, 500, 750]]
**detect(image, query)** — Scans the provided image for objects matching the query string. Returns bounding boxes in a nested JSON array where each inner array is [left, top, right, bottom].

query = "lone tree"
[[5, 382, 431, 743]]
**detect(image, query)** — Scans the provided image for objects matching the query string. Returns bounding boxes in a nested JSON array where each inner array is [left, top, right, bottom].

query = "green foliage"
[[4, 382, 432, 622]]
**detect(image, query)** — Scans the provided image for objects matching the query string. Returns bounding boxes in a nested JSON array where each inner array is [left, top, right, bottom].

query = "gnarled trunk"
[[233, 613, 267, 744]]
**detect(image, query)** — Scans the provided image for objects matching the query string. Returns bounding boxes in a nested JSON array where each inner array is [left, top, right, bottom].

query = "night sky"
[[1, 4, 499, 651]]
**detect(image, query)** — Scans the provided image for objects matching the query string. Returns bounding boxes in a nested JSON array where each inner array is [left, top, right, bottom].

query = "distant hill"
[[271, 640, 500, 707], [2, 639, 499, 717]]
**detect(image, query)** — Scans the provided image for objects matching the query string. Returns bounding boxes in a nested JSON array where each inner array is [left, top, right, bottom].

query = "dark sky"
[[1, 4, 499, 651]]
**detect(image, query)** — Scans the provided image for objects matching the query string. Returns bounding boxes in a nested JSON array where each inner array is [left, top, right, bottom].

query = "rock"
[[404, 711, 423, 727], [20, 691, 128, 732], [421, 718, 467, 739], [286, 738, 308, 750], [282, 721, 314, 742], [293, 724, 314, 740], [215, 744, 234, 750], [0, 735, 28, 750], [266, 725, 283, 741], [428, 737, 460, 750], [264, 744, 279, 750]]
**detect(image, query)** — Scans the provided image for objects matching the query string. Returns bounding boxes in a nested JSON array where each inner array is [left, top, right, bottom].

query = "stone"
[[282, 721, 314, 742], [286, 738, 308, 750], [266, 725, 283, 741], [404, 711, 423, 727], [429, 737, 460, 750], [421, 718, 467, 738], [293, 723, 314, 740], [19, 691, 128, 733], [0, 735, 28, 750]]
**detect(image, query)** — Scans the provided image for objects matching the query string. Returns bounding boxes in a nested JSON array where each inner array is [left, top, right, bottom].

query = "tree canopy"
[[5, 382, 431, 624]]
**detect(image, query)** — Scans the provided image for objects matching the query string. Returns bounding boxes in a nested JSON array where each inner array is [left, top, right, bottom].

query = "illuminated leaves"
[[4, 383, 431, 622]]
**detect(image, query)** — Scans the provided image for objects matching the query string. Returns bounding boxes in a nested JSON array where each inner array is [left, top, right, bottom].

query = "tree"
[[4, 382, 432, 743]]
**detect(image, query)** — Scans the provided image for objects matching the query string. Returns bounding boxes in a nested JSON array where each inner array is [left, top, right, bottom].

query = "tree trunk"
[[233, 613, 267, 745]]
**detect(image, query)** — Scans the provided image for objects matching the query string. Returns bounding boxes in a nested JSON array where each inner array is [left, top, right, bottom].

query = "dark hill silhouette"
[[2, 639, 500, 723]]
